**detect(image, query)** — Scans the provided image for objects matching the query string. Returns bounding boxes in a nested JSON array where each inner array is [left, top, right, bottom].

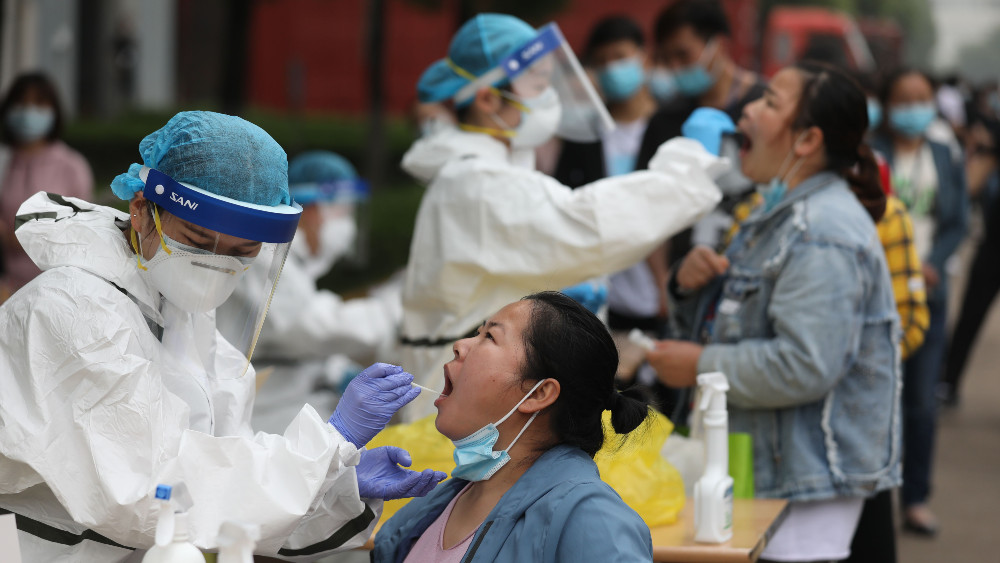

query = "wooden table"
[[650, 498, 789, 562], [362, 498, 787, 561]]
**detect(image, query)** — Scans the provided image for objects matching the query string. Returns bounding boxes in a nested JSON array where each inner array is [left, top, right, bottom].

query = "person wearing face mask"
[[647, 62, 900, 563], [0, 111, 447, 561], [374, 291, 654, 562], [223, 150, 404, 434], [554, 16, 666, 335], [397, 13, 728, 421], [870, 68, 969, 538], [632, 0, 767, 284], [0, 72, 93, 301]]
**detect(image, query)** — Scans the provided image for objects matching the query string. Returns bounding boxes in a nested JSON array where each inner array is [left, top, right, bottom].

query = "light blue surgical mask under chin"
[[867, 98, 882, 132], [889, 103, 936, 138], [756, 133, 807, 213], [5, 105, 55, 143], [648, 68, 678, 103], [597, 57, 645, 102], [450, 379, 547, 482]]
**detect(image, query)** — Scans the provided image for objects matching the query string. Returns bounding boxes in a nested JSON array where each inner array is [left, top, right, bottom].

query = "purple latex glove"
[[356, 446, 447, 500], [329, 363, 420, 447]]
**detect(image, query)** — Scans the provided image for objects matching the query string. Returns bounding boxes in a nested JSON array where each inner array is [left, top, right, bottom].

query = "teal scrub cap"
[[110, 111, 290, 207], [417, 13, 537, 106]]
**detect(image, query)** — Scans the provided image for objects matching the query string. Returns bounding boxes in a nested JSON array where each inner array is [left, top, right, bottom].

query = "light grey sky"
[[931, 0, 1000, 69]]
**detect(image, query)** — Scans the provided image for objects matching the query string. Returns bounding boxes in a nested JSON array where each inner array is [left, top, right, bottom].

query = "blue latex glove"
[[681, 107, 736, 156], [560, 282, 608, 315], [356, 446, 447, 500], [329, 363, 420, 447]]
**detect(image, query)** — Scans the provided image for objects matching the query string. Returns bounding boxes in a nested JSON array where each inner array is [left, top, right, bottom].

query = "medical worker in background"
[[398, 13, 728, 420], [231, 150, 404, 434], [0, 112, 443, 561]]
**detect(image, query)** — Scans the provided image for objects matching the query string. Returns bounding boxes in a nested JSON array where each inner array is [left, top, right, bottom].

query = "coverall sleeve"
[[259, 255, 399, 366], [436, 137, 723, 289], [0, 273, 378, 557], [696, 243, 868, 409]]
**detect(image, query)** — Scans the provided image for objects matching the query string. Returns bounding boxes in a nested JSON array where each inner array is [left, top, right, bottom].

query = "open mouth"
[[736, 130, 752, 157], [441, 366, 455, 398]]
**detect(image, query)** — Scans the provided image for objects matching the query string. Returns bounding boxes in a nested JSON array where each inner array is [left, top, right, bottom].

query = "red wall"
[[248, 0, 757, 115]]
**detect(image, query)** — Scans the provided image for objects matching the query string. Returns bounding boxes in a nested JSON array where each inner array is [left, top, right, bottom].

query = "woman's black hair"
[[791, 60, 886, 222], [518, 291, 652, 457], [0, 72, 65, 145], [583, 16, 645, 63], [654, 0, 731, 44]]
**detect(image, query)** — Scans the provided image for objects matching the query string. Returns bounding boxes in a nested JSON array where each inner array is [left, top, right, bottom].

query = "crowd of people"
[[0, 1, 998, 561]]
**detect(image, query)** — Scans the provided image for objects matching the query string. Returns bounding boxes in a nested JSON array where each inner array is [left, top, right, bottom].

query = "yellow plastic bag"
[[595, 410, 685, 527], [368, 411, 684, 526]]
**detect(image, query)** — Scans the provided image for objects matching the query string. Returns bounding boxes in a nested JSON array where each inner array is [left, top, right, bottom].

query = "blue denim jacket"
[[670, 172, 902, 501]]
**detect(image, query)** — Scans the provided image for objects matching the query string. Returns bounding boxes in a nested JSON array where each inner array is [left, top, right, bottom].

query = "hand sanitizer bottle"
[[143, 483, 204, 562], [693, 372, 734, 543]]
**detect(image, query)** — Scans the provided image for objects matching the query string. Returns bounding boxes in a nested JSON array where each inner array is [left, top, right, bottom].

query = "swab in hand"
[[411, 383, 447, 397], [628, 328, 657, 352]]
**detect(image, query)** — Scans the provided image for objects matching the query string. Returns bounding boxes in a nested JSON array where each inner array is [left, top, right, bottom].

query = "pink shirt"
[[404, 483, 477, 563], [0, 141, 93, 290]]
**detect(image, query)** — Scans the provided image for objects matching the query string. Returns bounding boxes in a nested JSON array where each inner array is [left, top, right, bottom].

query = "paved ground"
[[898, 248, 1000, 562]]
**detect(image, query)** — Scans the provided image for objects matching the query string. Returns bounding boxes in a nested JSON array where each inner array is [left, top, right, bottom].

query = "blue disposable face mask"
[[756, 132, 807, 213], [5, 105, 54, 143], [648, 68, 678, 103], [450, 379, 547, 481], [597, 57, 645, 102], [889, 103, 936, 138], [674, 40, 718, 97], [867, 98, 882, 131]]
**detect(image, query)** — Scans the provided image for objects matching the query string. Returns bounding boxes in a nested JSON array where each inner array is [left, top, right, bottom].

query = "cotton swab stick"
[[628, 328, 657, 352], [412, 383, 447, 397]]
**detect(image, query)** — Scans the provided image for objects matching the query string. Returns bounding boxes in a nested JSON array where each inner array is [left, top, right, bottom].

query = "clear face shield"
[[455, 23, 615, 143], [135, 167, 302, 378]]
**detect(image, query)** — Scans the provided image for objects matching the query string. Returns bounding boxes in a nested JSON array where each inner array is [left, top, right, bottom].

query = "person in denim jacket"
[[648, 62, 901, 563]]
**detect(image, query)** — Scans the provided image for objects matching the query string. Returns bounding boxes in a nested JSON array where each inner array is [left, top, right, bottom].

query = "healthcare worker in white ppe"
[[399, 13, 728, 419], [0, 111, 445, 561], [234, 150, 403, 434]]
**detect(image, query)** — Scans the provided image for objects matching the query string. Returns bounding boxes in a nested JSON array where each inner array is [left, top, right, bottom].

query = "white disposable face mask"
[[510, 87, 562, 149], [142, 234, 254, 314]]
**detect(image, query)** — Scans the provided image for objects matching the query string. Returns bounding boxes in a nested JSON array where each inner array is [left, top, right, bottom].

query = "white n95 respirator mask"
[[141, 234, 254, 314], [511, 87, 562, 150]]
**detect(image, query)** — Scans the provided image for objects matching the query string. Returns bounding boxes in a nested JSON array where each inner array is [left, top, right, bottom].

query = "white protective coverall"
[[0, 192, 380, 561], [238, 224, 403, 434], [398, 128, 725, 419]]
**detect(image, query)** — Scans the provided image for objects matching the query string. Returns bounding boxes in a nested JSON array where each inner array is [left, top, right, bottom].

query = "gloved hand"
[[328, 363, 420, 447], [356, 446, 447, 500], [681, 107, 736, 156], [561, 282, 608, 315]]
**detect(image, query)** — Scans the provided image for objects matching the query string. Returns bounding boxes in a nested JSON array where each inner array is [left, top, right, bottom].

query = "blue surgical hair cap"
[[110, 111, 290, 207], [288, 151, 358, 185], [417, 13, 537, 105]]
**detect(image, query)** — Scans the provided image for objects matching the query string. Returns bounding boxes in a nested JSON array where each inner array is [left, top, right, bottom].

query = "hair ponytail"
[[609, 385, 655, 435], [844, 144, 886, 222]]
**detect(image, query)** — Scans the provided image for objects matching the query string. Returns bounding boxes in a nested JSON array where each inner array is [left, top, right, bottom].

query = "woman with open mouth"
[[647, 61, 901, 563], [373, 291, 655, 562]]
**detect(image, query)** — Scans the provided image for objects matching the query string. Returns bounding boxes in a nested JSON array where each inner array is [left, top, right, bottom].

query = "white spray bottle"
[[693, 372, 734, 543], [217, 521, 260, 563], [143, 483, 204, 562]]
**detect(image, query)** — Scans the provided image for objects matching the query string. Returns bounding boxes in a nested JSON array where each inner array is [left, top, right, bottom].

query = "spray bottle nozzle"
[[218, 521, 260, 563], [696, 372, 730, 412], [153, 482, 193, 547]]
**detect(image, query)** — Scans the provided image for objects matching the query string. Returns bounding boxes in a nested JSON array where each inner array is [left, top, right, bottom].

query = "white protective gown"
[[229, 223, 402, 435], [0, 192, 381, 561], [398, 128, 725, 420]]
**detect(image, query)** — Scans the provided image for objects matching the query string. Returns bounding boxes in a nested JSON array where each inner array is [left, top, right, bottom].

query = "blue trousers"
[[902, 297, 946, 507]]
